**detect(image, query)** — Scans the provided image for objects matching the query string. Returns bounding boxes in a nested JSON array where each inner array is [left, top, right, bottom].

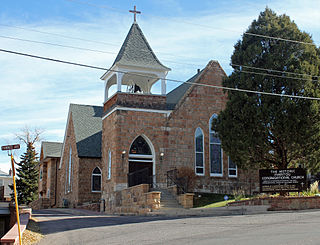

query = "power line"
[[0, 35, 116, 55], [1, 33, 317, 79], [1, 32, 318, 77], [2, 18, 317, 72], [0, 23, 208, 63], [67, 0, 318, 47], [231, 64, 320, 79], [235, 69, 318, 82], [0, 48, 319, 101], [0, 34, 205, 67], [0, 23, 119, 47]]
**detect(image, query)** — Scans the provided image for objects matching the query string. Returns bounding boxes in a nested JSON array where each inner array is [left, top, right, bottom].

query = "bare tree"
[[15, 126, 44, 145]]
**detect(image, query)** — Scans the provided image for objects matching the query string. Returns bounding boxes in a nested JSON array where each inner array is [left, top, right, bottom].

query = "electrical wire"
[[0, 35, 116, 55], [0, 23, 119, 47], [0, 23, 209, 64], [234, 69, 318, 82], [0, 48, 319, 101], [0, 34, 205, 67], [66, 0, 318, 47], [1, 33, 318, 76], [231, 64, 320, 79]]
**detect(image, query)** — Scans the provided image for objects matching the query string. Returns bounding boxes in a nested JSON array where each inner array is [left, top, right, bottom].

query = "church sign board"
[[259, 168, 306, 193]]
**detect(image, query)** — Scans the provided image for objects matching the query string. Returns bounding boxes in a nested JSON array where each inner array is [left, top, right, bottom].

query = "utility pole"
[[1, 144, 22, 245]]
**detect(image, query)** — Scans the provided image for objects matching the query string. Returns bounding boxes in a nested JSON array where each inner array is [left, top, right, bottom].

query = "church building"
[[36, 8, 259, 212]]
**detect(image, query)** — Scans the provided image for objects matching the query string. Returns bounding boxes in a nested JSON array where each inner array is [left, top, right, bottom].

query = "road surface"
[[34, 209, 320, 245]]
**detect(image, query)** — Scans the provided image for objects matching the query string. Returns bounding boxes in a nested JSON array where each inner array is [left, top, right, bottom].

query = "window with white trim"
[[65, 147, 72, 193], [108, 150, 111, 180], [209, 114, 223, 176], [195, 127, 204, 175], [228, 157, 237, 177], [39, 167, 43, 181], [92, 167, 102, 192]]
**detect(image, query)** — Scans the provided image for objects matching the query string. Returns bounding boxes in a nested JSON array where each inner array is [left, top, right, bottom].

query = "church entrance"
[[128, 136, 154, 187]]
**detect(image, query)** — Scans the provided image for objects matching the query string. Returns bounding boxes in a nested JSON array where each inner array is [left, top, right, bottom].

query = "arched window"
[[92, 167, 102, 192], [107, 150, 111, 180], [209, 114, 223, 176], [129, 136, 152, 155], [195, 127, 204, 175]]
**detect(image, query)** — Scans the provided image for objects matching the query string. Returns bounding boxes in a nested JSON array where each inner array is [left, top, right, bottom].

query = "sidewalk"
[[148, 205, 270, 217], [44, 205, 270, 217]]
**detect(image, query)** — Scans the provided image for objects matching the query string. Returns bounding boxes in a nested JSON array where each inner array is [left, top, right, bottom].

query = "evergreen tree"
[[10, 142, 39, 204], [214, 8, 320, 171]]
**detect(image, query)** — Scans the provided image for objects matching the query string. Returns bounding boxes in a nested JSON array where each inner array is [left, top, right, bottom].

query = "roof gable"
[[70, 104, 103, 158], [166, 71, 202, 110], [113, 23, 170, 71], [41, 141, 63, 159]]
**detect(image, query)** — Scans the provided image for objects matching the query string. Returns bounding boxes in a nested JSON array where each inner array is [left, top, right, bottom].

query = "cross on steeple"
[[129, 6, 141, 22]]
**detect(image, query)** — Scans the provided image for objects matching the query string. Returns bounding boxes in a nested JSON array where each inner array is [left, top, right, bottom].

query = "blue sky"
[[0, 0, 319, 172]]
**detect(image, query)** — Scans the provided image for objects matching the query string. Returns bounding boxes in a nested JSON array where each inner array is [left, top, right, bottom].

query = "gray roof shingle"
[[166, 71, 202, 110], [70, 104, 103, 158], [113, 23, 170, 71], [42, 141, 63, 159], [0, 170, 10, 177]]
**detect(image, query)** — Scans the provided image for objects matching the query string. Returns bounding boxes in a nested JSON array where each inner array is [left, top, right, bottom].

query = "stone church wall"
[[164, 61, 259, 194], [100, 61, 260, 210], [56, 114, 80, 208], [77, 157, 102, 205]]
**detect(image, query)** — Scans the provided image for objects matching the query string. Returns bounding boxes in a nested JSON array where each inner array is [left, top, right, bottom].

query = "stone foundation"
[[228, 196, 320, 211], [178, 193, 194, 208], [103, 184, 161, 214], [29, 198, 50, 210]]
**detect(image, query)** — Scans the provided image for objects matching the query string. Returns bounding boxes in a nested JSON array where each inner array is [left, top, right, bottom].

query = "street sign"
[[259, 168, 307, 193], [1, 144, 20, 151]]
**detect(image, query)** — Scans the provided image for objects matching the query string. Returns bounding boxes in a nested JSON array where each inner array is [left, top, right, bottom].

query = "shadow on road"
[[33, 210, 194, 235]]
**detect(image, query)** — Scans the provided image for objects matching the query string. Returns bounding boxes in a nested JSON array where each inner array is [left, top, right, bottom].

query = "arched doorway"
[[128, 136, 154, 187]]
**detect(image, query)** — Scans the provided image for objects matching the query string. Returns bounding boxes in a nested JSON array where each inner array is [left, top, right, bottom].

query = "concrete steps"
[[150, 188, 184, 211]]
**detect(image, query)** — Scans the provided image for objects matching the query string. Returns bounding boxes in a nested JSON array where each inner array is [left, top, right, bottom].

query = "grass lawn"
[[193, 193, 250, 208], [193, 193, 234, 208]]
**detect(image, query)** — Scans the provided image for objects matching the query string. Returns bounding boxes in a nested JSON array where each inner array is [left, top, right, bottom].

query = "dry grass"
[[22, 218, 43, 245]]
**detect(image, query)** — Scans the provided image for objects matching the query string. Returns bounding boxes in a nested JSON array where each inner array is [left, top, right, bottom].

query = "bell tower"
[[100, 6, 171, 102]]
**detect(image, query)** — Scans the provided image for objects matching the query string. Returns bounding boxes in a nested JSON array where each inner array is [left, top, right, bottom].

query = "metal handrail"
[[166, 169, 186, 194]]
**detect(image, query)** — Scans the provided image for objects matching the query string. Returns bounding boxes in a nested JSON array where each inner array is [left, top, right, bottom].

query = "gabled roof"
[[42, 141, 62, 159], [112, 23, 170, 71], [70, 104, 103, 158], [166, 70, 203, 110], [0, 170, 10, 177]]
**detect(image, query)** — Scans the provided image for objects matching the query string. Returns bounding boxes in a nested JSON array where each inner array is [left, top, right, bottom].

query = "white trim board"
[[102, 106, 172, 120]]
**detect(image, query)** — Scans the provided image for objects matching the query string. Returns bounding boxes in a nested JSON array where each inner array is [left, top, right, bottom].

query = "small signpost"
[[259, 168, 306, 193], [1, 144, 22, 245]]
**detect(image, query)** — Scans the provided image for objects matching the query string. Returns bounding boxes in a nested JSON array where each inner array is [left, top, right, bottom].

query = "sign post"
[[1, 144, 22, 245], [259, 168, 306, 193]]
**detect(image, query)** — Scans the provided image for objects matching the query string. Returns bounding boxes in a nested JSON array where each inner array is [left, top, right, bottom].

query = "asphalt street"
[[34, 209, 320, 245]]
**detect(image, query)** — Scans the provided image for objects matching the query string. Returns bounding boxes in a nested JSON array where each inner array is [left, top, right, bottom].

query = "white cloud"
[[0, 0, 319, 160]]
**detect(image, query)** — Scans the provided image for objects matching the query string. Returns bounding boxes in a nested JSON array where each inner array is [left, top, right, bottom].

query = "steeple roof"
[[112, 23, 170, 71]]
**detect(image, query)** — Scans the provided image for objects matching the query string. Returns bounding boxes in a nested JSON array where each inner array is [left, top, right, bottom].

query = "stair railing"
[[166, 169, 186, 194]]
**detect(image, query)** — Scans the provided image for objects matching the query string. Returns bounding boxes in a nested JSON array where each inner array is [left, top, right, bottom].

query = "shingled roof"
[[42, 141, 62, 159], [166, 70, 203, 110], [112, 23, 170, 71], [70, 104, 103, 158]]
